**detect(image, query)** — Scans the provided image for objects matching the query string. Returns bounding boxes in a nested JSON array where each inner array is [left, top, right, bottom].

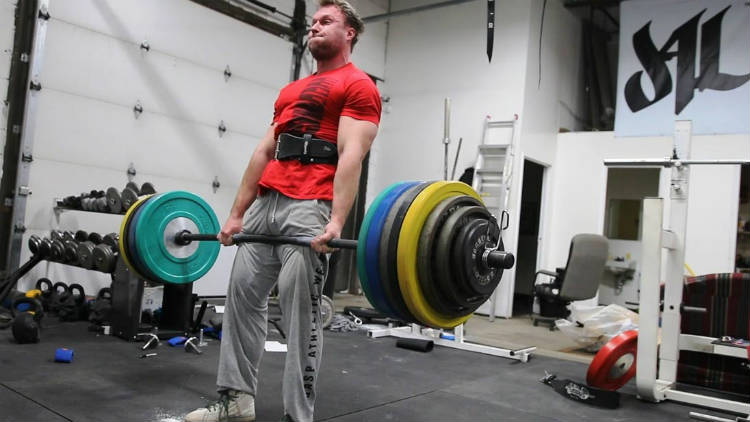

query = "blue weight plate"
[[377, 182, 432, 324], [134, 191, 221, 284], [356, 182, 403, 317], [362, 181, 419, 318]]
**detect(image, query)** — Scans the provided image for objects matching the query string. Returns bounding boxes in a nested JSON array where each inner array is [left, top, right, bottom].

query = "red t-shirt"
[[259, 63, 381, 200]]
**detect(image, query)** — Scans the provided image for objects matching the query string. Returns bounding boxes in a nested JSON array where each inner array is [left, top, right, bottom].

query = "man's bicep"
[[256, 123, 277, 157], [337, 116, 378, 159]]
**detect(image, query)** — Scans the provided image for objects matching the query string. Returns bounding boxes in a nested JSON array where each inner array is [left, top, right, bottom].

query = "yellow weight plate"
[[118, 194, 154, 280], [396, 181, 483, 329]]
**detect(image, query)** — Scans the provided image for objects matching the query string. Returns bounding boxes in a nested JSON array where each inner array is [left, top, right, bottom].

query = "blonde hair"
[[318, 0, 365, 49]]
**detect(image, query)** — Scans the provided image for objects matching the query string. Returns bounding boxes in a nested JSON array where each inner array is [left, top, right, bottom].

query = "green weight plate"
[[134, 191, 220, 284], [356, 182, 403, 316], [378, 182, 432, 324], [434, 205, 493, 310], [417, 195, 483, 317]]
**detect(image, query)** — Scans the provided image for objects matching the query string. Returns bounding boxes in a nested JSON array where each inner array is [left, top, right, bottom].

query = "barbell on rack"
[[118, 181, 516, 329]]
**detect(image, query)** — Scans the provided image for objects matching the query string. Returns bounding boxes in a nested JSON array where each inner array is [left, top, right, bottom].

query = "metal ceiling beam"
[[189, 0, 294, 39], [363, 0, 479, 23], [564, 0, 621, 9]]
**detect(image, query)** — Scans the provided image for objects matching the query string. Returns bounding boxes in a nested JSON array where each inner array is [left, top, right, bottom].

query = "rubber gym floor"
[[3, 321, 745, 421]]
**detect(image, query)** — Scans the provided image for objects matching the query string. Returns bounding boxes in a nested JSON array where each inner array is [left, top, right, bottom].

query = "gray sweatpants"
[[217, 190, 331, 422]]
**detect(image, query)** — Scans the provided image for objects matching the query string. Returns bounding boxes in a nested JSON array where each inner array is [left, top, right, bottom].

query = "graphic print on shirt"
[[286, 77, 335, 136]]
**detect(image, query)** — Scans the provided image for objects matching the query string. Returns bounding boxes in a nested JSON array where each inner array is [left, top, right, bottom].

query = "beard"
[[308, 38, 339, 61]]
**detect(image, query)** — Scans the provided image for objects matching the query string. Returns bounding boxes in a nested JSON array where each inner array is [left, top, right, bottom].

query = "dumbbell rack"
[[52, 197, 194, 342]]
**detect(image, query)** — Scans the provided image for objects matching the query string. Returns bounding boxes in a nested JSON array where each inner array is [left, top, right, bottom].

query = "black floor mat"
[[0, 321, 741, 421]]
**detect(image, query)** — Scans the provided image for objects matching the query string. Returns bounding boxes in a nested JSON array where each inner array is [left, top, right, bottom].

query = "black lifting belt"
[[540, 372, 620, 409], [275, 133, 338, 165]]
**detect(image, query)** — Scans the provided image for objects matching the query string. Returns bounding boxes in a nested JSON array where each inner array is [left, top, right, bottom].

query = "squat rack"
[[604, 121, 750, 416]]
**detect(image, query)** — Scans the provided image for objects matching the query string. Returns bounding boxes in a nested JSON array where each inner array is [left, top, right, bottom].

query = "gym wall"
[[10, 0, 387, 296], [548, 132, 749, 296], [371, 0, 584, 317], [494, 0, 584, 317]]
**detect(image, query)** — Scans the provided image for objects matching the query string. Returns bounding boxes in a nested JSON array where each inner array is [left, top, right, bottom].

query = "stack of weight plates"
[[118, 191, 220, 284], [356, 181, 505, 329]]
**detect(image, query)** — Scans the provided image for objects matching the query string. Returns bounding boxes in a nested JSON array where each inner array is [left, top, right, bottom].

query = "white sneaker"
[[184, 390, 255, 422]]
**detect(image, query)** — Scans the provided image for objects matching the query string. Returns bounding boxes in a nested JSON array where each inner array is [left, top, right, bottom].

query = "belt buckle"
[[299, 138, 312, 163], [274, 137, 281, 160]]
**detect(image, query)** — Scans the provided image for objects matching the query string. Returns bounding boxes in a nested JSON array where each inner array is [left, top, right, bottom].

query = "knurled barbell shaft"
[[178, 231, 357, 250], [175, 231, 515, 269]]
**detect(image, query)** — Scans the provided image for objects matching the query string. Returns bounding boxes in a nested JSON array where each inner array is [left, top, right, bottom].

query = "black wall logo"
[[624, 5, 750, 114]]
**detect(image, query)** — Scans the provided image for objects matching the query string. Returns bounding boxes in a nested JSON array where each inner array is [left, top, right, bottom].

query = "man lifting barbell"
[[185, 1, 380, 421]]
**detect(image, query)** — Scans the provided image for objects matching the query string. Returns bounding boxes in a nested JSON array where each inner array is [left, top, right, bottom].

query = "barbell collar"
[[484, 250, 515, 270]]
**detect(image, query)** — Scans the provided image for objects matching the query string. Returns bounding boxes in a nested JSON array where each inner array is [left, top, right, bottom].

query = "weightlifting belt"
[[274, 133, 338, 165], [540, 373, 620, 409]]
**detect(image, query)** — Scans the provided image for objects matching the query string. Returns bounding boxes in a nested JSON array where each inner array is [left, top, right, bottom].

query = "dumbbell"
[[77, 241, 96, 269], [121, 187, 138, 211], [125, 182, 140, 195], [102, 233, 119, 250], [93, 243, 117, 273], [28, 235, 42, 256], [88, 232, 103, 244], [140, 182, 157, 195], [106, 187, 122, 214], [50, 230, 64, 242], [39, 238, 53, 258], [49, 239, 65, 262], [74, 230, 88, 242], [63, 240, 79, 263]]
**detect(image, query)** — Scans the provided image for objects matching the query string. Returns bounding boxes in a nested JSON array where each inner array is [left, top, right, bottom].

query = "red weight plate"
[[586, 330, 638, 391]]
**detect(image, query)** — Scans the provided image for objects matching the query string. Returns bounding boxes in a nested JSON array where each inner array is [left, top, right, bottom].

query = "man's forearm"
[[329, 154, 363, 229]]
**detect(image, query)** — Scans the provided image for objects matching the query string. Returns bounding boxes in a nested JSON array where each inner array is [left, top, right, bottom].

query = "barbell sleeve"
[[485, 250, 515, 270]]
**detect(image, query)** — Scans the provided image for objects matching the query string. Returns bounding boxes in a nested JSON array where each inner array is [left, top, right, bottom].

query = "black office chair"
[[532, 234, 609, 330]]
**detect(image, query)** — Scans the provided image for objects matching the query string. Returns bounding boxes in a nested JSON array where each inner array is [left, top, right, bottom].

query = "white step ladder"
[[472, 117, 516, 219], [472, 116, 517, 321]]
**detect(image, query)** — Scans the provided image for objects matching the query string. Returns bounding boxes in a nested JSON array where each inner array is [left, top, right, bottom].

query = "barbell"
[[117, 181, 515, 329]]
